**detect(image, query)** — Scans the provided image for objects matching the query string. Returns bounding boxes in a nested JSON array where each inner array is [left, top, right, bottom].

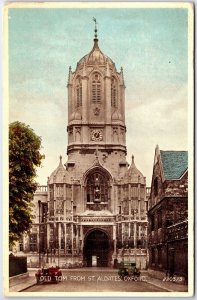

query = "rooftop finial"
[[120, 67, 125, 86], [132, 155, 134, 164], [60, 155, 62, 163], [95, 147, 99, 160], [67, 66, 72, 85], [93, 17, 98, 41]]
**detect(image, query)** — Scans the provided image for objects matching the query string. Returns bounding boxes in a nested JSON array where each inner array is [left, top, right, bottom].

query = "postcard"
[[3, 1, 194, 297]]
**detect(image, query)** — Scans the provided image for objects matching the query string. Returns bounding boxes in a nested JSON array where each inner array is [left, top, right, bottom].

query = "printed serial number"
[[163, 276, 183, 282]]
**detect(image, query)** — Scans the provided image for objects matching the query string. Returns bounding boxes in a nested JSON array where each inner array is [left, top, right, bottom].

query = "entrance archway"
[[84, 230, 110, 267]]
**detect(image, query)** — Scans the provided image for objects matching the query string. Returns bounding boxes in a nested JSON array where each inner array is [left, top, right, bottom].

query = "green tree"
[[9, 121, 44, 246]]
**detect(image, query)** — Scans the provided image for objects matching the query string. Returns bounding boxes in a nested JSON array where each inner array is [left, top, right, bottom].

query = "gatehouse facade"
[[16, 25, 149, 269]]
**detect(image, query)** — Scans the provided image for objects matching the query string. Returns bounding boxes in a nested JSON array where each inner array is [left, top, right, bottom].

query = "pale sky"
[[8, 6, 188, 186]]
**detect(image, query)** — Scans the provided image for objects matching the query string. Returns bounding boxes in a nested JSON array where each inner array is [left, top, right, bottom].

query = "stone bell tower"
[[66, 20, 127, 178], [30, 20, 148, 270]]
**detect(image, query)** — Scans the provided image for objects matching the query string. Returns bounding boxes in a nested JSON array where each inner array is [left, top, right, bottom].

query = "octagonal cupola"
[[76, 20, 115, 70]]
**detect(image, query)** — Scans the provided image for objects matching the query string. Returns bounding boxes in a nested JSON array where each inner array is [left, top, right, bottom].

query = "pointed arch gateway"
[[84, 229, 110, 267]]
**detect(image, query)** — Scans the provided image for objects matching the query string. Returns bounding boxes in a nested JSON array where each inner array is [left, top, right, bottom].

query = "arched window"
[[111, 77, 117, 107], [86, 170, 110, 203], [92, 73, 101, 103], [76, 79, 82, 107]]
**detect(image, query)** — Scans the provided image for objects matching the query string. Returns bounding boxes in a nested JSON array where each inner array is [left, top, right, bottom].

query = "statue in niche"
[[94, 175, 101, 201], [94, 107, 100, 116]]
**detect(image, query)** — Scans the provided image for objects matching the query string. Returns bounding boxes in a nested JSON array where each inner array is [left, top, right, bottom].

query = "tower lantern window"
[[111, 78, 117, 107], [76, 80, 82, 107], [92, 73, 101, 103]]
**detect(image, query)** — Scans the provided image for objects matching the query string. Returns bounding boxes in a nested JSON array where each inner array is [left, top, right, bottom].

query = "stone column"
[[71, 180, 74, 260], [113, 224, 116, 255], [53, 223, 56, 263], [121, 222, 124, 245], [138, 177, 141, 221], [138, 200, 141, 220], [64, 183, 66, 217], [120, 68, 125, 123], [71, 223, 74, 257], [104, 63, 112, 143], [81, 185, 85, 212], [80, 225, 83, 252], [54, 183, 57, 213], [113, 185, 116, 214], [47, 179, 50, 219], [129, 200, 131, 217], [67, 89, 73, 123], [67, 66, 73, 123], [76, 225, 79, 254], [64, 223, 67, 256], [134, 222, 137, 248], [139, 224, 141, 241], [129, 222, 131, 237], [58, 222, 61, 250], [81, 65, 89, 143], [128, 183, 131, 200], [47, 223, 50, 249], [145, 225, 147, 248], [138, 182, 140, 199]]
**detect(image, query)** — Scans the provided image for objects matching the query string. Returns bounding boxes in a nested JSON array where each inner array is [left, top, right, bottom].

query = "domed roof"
[[112, 110, 122, 121], [48, 156, 70, 184], [76, 18, 116, 71], [124, 155, 145, 184], [78, 38, 115, 68], [87, 40, 106, 64]]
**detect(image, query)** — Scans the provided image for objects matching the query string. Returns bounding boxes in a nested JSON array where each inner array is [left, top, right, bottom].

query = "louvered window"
[[92, 73, 101, 103], [111, 78, 117, 107], [76, 81, 82, 107]]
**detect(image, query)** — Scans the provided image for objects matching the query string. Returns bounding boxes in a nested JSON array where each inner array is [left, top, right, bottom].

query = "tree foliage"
[[9, 121, 44, 246]]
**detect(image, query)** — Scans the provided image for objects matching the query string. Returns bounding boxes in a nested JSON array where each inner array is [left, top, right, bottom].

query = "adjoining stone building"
[[15, 25, 149, 268], [148, 145, 188, 280]]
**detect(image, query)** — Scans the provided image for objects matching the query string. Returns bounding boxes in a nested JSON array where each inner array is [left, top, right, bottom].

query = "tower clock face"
[[91, 129, 103, 141]]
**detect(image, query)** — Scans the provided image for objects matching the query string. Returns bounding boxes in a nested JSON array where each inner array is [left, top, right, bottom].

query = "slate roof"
[[160, 150, 188, 180]]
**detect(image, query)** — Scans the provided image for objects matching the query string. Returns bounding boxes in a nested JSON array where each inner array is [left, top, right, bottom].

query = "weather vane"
[[93, 17, 98, 39]]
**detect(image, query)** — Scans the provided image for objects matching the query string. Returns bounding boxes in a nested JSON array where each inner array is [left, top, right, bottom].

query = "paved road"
[[25, 269, 166, 292]]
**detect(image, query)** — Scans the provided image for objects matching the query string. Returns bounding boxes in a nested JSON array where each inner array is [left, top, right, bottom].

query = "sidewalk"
[[9, 273, 36, 292], [146, 276, 188, 292]]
